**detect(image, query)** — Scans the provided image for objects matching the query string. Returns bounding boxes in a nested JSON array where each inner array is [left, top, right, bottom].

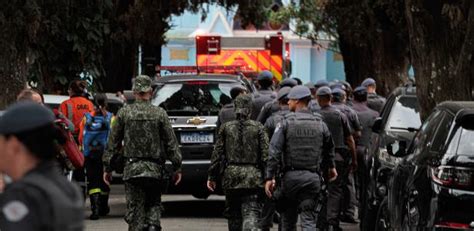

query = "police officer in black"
[[316, 87, 357, 231], [351, 86, 379, 219], [217, 86, 247, 128], [331, 87, 362, 223], [361, 78, 386, 113], [259, 86, 292, 231], [256, 78, 298, 124], [0, 101, 83, 231], [265, 86, 337, 231], [264, 86, 292, 137], [251, 70, 277, 120]]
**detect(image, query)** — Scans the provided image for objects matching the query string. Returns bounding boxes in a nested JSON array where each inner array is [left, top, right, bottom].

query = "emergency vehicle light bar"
[[155, 65, 244, 73]]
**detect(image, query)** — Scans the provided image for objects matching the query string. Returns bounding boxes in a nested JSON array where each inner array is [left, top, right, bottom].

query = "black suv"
[[361, 85, 421, 230], [376, 101, 474, 230], [151, 74, 255, 198]]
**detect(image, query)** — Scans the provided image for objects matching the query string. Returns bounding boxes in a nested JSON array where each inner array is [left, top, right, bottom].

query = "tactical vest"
[[319, 108, 346, 148], [283, 113, 324, 172], [22, 173, 83, 231]]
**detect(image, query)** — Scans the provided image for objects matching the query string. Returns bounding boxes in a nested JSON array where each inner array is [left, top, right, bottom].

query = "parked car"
[[151, 74, 255, 198], [44, 93, 124, 115], [361, 85, 421, 230], [378, 101, 474, 230], [43, 94, 70, 110]]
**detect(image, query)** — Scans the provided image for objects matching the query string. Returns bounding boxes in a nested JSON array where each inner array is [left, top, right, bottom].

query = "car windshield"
[[152, 81, 243, 116], [387, 96, 421, 131], [446, 127, 474, 156]]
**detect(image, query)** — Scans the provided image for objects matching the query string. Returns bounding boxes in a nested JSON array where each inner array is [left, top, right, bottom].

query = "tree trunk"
[[0, 47, 28, 109], [333, 0, 409, 96], [405, 0, 474, 120], [102, 41, 134, 92]]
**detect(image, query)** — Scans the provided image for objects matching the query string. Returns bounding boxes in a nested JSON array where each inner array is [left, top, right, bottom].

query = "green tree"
[[405, 0, 474, 119], [0, 0, 40, 109], [272, 0, 410, 96]]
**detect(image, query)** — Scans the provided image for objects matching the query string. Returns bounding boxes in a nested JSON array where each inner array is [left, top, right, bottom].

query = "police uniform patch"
[[274, 122, 282, 133], [2, 201, 29, 222]]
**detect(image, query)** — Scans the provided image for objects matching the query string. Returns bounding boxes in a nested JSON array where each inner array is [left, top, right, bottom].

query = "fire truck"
[[156, 33, 289, 80]]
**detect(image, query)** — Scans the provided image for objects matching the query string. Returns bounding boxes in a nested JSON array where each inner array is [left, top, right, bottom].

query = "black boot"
[[143, 224, 161, 231], [89, 193, 100, 220], [99, 194, 110, 216]]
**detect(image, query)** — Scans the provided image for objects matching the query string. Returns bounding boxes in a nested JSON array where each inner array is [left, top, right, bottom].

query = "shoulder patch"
[[274, 122, 282, 134], [2, 201, 29, 222]]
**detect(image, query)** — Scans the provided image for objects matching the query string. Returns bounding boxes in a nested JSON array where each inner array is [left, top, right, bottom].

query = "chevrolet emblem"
[[187, 117, 207, 125]]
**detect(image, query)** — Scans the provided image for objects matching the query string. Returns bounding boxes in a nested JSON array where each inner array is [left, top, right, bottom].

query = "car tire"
[[375, 197, 390, 231]]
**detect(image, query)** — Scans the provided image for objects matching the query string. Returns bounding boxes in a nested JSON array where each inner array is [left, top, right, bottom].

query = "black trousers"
[[326, 149, 351, 227], [85, 153, 110, 195]]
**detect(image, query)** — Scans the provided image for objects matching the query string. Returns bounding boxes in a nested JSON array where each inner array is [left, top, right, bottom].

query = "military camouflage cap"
[[132, 75, 153, 93], [234, 94, 253, 117]]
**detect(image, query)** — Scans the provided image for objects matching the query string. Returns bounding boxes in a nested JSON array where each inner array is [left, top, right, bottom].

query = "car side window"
[[380, 94, 396, 125], [430, 112, 454, 153], [410, 110, 444, 159]]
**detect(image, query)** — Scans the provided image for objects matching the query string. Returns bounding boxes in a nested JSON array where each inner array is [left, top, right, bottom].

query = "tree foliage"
[[0, 0, 273, 102]]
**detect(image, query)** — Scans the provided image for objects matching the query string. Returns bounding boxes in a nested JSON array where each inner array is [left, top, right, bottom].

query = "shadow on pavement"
[[162, 200, 225, 218]]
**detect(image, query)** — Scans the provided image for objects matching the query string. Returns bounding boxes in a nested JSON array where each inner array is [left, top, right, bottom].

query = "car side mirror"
[[372, 118, 383, 134], [387, 140, 408, 157]]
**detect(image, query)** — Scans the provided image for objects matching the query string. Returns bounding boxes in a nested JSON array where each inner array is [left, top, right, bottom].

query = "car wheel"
[[375, 197, 390, 231]]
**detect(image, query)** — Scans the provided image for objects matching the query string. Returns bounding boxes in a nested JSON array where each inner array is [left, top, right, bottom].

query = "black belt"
[[282, 166, 319, 173]]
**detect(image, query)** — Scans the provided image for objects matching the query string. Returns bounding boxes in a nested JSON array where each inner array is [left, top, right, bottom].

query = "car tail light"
[[435, 221, 471, 229], [431, 166, 474, 190]]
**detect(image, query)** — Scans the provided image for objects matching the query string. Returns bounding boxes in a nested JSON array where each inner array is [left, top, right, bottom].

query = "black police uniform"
[[267, 109, 335, 230], [0, 102, 83, 231], [256, 100, 280, 124], [317, 104, 353, 230], [217, 103, 235, 128], [256, 79, 298, 124], [332, 93, 362, 221], [352, 98, 379, 217], [264, 105, 290, 139], [251, 89, 276, 120], [367, 93, 386, 113]]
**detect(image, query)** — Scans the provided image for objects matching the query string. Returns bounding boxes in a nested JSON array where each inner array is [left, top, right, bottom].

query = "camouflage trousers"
[[224, 189, 263, 231], [124, 178, 163, 231]]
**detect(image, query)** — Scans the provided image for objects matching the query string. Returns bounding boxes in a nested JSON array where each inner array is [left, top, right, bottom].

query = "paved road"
[[85, 185, 359, 231]]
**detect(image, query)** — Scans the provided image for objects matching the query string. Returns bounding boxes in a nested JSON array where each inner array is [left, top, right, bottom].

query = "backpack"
[[82, 112, 112, 157], [53, 109, 84, 170]]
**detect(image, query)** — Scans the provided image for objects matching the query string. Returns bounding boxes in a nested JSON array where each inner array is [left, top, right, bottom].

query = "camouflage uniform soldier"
[[207, 94, 269, 231], [103, 75, 182, 231]]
